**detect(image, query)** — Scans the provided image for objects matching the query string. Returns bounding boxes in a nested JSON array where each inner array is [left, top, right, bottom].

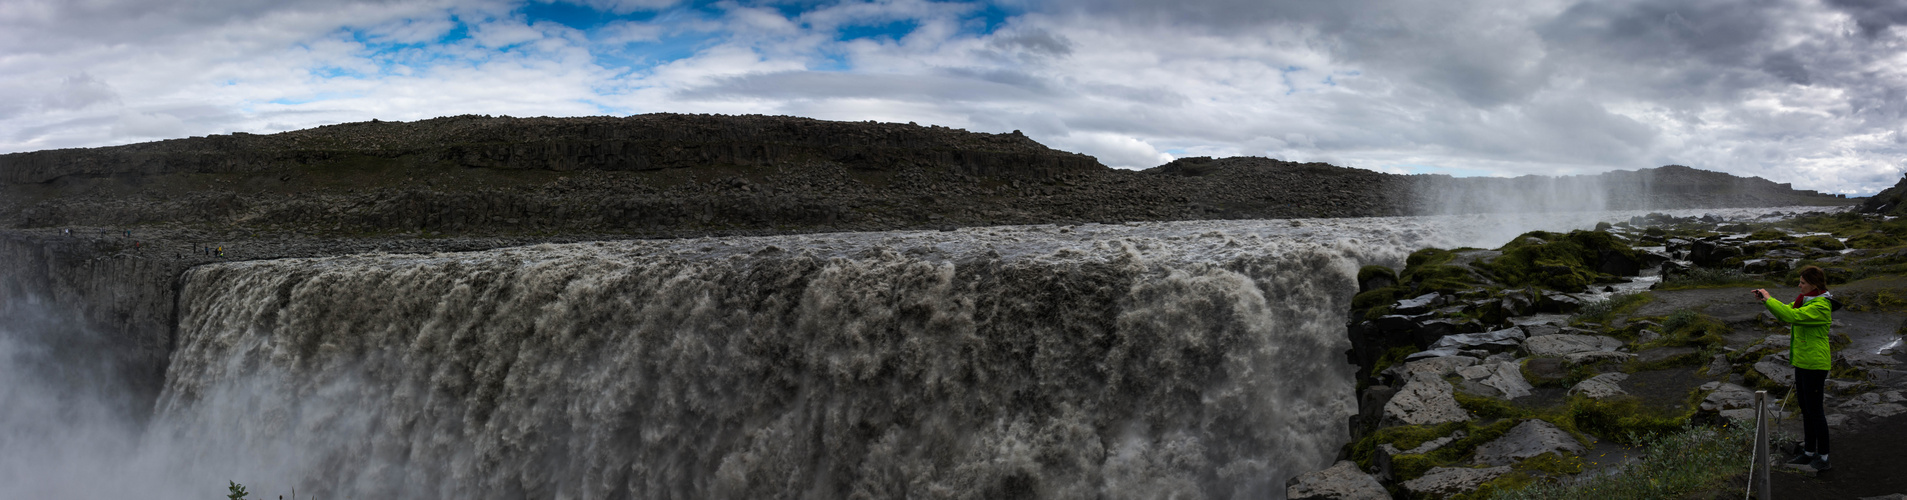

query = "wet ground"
[[1769, 411, 1907, 499]]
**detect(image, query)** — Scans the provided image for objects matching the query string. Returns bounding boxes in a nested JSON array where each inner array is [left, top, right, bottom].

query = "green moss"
[[1513, 451, 1585, 476], [1846, 232, 1901, 249], [1520, 358, 1568, 388], [1352, 286, 1404, 312], [1405, 264, 1488, 293], [1388, 453, 1439, 481], [1794, 235, 1847, 251], [1347, 421, 1474, 471], [1565, 396, 1692, 445], [1480, 230, 1640, 292], [1407, 247, 1460, 268], [1484, 424, 1753, 500], [1460, 472, 1537, 500], [1747, 229, 1789, 241], [1369, 345, 1419, 379], [1359, 265, 1399, 288], [1741, 362, 1785, 392], [1654, 310, 1728, 350], [1455, 392, 1525, 420]]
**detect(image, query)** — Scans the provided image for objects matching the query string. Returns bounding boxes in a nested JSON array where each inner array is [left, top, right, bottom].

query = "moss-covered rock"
[[1846, 232, 1900, 249], [1359, 264, 1399, 292], [1480, 230, 1643, 292], [1795, 235, 1846, 251], [1747, 228, 1789, 241]]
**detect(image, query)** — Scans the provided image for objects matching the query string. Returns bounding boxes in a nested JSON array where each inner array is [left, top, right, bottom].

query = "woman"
[[1752, 265, 1838, 472]]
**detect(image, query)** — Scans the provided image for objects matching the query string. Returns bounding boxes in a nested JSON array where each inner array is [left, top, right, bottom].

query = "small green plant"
[[1484, 423, 1751, 499], [227, 481, 249, 500]]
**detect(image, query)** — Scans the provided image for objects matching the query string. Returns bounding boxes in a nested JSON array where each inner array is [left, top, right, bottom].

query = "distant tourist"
[[1753, 265, 1839, 472]]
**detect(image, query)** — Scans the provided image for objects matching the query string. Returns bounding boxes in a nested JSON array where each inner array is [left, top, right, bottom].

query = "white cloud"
[[0, 0, 1903, 195]]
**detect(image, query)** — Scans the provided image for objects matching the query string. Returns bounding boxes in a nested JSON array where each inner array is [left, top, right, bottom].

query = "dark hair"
[[1799, 266, 1827, 289]]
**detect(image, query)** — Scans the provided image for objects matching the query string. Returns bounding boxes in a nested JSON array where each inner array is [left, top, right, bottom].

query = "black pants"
[[1795, 367, 1830, 455]]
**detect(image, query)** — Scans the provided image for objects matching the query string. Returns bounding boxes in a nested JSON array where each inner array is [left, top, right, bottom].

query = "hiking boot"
[[1785, 453, 1814, 466], [1808, 456, 1831, 471]]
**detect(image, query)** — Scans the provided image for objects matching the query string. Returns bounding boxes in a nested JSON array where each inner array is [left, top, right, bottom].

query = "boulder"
[[1523, 334, 1621, 357], [1374, 431, 1467, 481], [1286, 461, 1392, 500], [1471, 420, 1587, 466], [1383, 374, 1474, 427], [1691, 240, 1743, 267], [1597, 249, 1642, 276], [1742, 335, 1789, 357], [1705, 353, 1732, 376], [1700, 382, 1756, 412], [1457, 362, 1534, 400], [1403, 347, 1465, 362], [1568, 373, 1629, 399], [1498, 291, 1537, 317], [1521, 323, 1561, 337], [1744, 258, 1791, 274], [1401, 466, 1512, 498], [1565, 350, 1635, 369], [1359, 268, 1399, 294], [1390, 356, 1480, 381], [1636, 251, 1671, 268], [1429, 327, 1526, 354], [1538, 292, 1587, 313], [1355, 385, 1399, 436], [1395, 293, 1445, 315], [1838, 391, 1907, 418], [1522, 357, 1568, 385], [1754, 354, 1797, 386], [1412, 318, 1484, 350]]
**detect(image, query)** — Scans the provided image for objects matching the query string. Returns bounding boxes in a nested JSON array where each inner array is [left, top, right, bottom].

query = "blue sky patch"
[[839, 19, 920, 41]]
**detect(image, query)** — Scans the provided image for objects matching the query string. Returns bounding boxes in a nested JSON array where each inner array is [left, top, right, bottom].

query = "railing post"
[[1755, 390, 1772, 500]]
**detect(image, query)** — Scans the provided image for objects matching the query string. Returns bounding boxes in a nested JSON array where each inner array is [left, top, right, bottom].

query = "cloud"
[[42, 73, 121, 111], [0, 0, 1902, 195]]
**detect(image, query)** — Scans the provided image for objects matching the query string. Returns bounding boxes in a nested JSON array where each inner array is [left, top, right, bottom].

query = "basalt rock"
[[1286, 461, 1392, 500], [1470, 420, 1586, 466]]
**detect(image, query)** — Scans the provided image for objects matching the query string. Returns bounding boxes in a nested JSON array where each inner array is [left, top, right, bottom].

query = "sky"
[[2, 0, 1904, 195]]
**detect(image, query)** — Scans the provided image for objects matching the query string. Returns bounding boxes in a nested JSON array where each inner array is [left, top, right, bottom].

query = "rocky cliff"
[[0, 114, 1852, 238]]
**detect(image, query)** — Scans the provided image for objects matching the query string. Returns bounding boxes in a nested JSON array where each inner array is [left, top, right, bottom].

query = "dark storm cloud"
[[2, 0, 1902, 193], [1825, 0, 1907, 37]]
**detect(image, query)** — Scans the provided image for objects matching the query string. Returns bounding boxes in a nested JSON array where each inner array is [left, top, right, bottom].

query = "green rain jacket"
[[1762, 292, 1835, 371]]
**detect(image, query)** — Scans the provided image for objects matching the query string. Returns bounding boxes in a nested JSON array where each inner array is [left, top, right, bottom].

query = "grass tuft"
[[1484, 424, 1751, 500]]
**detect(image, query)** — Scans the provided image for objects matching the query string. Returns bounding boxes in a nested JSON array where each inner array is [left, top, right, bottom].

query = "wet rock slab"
[[1383, 374, 1473, 426], [1568, 373, 1630, 399], [1471, 419, 1587, 466], [1286, 460, 1391, 500], [1401, 466, 1511, 498], [1522, 334, 1623, 357]]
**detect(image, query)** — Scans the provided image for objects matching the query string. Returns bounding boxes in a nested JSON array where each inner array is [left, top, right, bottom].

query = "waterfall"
[[2, 207, 1810, 500], [155, 223, 1416, 500]]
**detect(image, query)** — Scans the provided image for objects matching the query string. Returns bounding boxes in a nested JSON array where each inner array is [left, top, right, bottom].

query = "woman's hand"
[[1752, 289, 1770, 301]]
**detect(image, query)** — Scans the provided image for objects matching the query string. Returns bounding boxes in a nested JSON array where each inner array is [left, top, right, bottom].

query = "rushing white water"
[[0, 206, 1833, 500]]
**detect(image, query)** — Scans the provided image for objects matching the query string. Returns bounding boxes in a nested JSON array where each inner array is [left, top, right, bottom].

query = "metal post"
[[1755, 390, 1772, 500]]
